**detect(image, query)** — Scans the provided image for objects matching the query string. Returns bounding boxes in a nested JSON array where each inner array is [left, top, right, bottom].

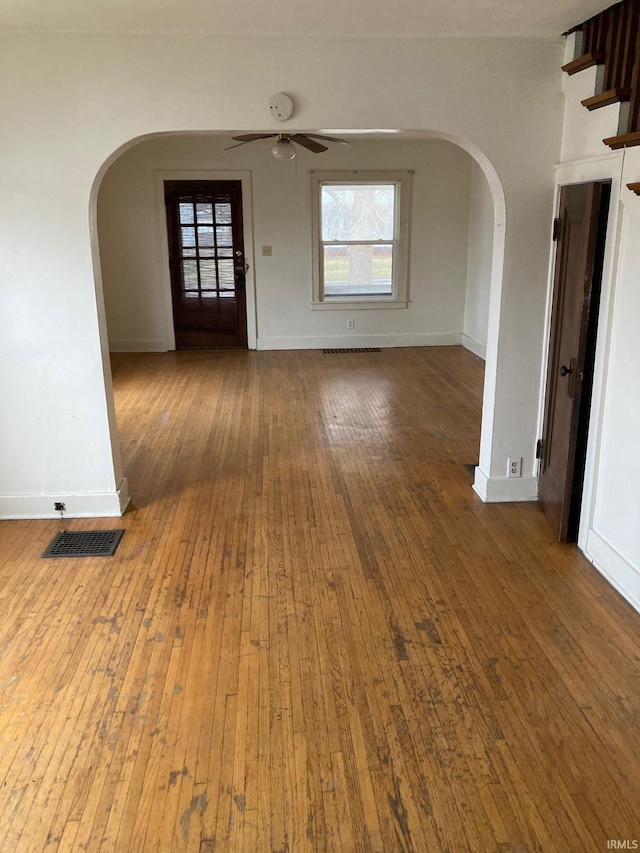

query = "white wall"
[[550, 34, 640, 612], [0, 32, 564, 518], [592, 177, 640, 594], [463, 159, 494, 358], [98, 135, 473, 352]]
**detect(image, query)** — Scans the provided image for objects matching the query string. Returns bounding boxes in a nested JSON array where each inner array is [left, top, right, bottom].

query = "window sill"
[[311, 299, 409, 311]]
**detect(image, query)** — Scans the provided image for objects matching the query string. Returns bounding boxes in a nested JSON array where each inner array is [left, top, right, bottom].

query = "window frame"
[[311, 170, 412, 310]]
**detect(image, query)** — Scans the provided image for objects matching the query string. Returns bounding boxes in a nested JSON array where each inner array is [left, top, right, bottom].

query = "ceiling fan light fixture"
[[271, 138, 296, 161], [226, 131, 347, 156]]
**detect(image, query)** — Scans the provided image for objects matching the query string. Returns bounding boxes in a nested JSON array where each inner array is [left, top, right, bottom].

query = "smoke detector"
[[269, 92, 294, 122]]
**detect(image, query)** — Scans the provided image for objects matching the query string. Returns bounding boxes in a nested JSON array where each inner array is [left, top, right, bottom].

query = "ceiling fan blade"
[[231, 133, 277, 142], [225, 133, 279, 150], [292, 135, 328, 153], [224, 140, 261, 150], [300, 133, 350, 145]]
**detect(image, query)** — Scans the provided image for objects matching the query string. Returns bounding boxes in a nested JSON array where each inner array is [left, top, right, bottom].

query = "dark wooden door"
[[539, 182, 608, 540], [165, 180, 248, 349]]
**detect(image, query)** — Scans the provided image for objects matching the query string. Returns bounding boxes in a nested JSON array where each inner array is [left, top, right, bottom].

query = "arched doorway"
[[90, 130, 506, 509]]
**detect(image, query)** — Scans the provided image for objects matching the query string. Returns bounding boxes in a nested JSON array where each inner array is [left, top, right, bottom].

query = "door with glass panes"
[[165, 180, 247, 349]]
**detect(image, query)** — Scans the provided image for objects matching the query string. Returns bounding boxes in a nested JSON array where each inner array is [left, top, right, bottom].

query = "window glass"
[[182, 260, 198, 291], [181, 226, 196, 248], [321, 185, 395, 241], [218, 260, 235, 290], [200, 260, 217, 289], [179, 203, 194, 224], [198, 226, 214, 247], [215, 203, 232, 224], [216, 226, 233, 247], [323, 244, 393, 296], [196, 203, 213, 224]]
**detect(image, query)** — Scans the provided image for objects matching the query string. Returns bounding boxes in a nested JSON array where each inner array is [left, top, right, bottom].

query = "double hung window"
[[311, 171, 412, 308]]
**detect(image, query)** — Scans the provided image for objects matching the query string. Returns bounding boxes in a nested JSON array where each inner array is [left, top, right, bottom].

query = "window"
[[311, 170, 412, 309]]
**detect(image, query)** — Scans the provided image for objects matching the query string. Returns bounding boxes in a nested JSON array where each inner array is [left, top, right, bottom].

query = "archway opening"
[[90, 129, 506, 508]]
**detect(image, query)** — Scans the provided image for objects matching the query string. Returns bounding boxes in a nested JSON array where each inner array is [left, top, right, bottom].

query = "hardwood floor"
[[0, 346, 639, 852]]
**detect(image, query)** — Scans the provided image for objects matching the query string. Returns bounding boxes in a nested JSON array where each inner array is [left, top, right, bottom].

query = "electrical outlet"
[[54, 501, 66, 514], [347, 318, 354, 329], [261, 245, 272, 256], [507, 457, 522, 478]]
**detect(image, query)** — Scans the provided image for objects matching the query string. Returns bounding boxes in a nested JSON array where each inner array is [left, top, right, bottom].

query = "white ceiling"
[[0, 0, 608, 40]]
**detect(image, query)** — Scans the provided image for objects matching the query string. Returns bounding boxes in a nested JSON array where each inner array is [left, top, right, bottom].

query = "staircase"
[[562, 0, 640, 151]]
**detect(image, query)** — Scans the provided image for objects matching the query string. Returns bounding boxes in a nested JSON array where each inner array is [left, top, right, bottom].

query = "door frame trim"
[[153, 170, 257, 350], [542, 153, 623, 550]]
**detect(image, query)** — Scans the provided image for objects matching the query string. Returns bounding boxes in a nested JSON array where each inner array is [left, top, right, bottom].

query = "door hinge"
[[552, 218, 561, 241], [536, 438, 544, 459]]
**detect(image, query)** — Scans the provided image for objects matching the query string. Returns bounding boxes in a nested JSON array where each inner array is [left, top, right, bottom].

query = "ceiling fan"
[[225, 132, 349, 160]]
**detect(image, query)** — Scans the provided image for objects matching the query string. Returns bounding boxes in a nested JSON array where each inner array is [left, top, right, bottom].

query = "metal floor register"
[[42, 529, 125, 558]]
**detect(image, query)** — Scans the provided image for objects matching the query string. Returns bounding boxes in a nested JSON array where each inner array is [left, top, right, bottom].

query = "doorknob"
[[560, 357, 577, 398], [234, 249, 249, 273]]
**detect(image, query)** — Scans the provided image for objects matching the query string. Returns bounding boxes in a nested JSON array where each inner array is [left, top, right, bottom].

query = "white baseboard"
[[461, 334, 487, 360], [473, 467, 538, 502], [0, 478, 130, 519], [109, 340, 169, 352], [584, 529, 640, 615], [256, 332, 462, 350], [109, 333, 466, 353]]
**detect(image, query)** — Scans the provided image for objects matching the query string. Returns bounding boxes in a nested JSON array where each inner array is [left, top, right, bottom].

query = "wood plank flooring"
[[0, 346, 639, 852]]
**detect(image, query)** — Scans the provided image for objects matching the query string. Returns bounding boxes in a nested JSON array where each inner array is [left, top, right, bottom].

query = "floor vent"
[[323, 347, 382, 354], [43, 529, 125, 558]]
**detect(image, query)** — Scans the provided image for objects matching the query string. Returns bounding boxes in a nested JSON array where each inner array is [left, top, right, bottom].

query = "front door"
[[539, 181, 609, 540], [165, 180, 248, 349]]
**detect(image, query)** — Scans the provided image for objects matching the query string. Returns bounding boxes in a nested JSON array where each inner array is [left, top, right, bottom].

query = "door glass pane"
[[218, 247, 233, 257], [321, 184, 395, 241], [323, 244, 393, 296], [196, 203, 213, 224], [198, 226, 214, 247], [215, 203, 232, 224], [181, 226, 196, 248], [200, 260, 217, 290], [179, 203, 194, 224], [218, 259, 235, 290], [216, 226, 233, 247], [182, 260, 198, 291]]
